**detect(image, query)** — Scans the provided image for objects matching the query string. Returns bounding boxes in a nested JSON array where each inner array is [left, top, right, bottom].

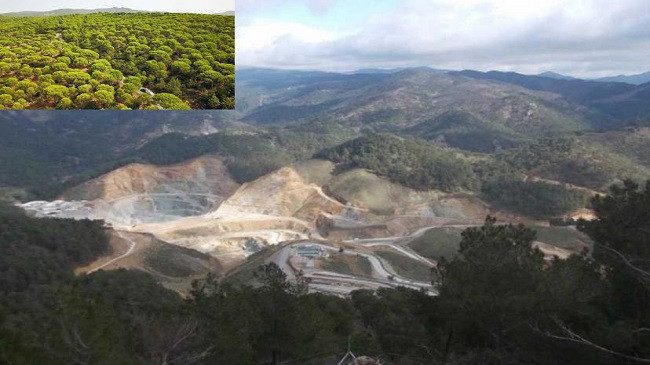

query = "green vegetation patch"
[[321, 257, 353, 275], [318, 133, 589, 219], [222, 245, 282, 287], [375, 250, 432, 282], [481, 179, 590, 219], [0, 13, 234, 110], [533, 226, 592, 250], [0, 120, 355, 201], [131, 126, 356, 184], [406, 110, 531, 153], [579, 128, 650, 169], [317, 134, 478, 192], [144, 243, 214, 278], [0, 206, 109, 294], [322, 254, 374, 278], [497, 137, 650, 190], [410, 225, 592, 261], [409, 227, 463, 261]]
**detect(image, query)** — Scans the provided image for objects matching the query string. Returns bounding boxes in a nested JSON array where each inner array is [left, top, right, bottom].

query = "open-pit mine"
[[19, 156, 590, 296]]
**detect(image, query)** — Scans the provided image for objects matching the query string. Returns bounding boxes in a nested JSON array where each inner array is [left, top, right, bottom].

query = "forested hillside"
[[0, 118, 355, 202], [317, 134, 590, 218], [0, 13, 234, 110], [454, 70, 650, 123], [0, 114, 245, 200], [497, 137, 650, 190], [317, 134, 478, 192], [405, 110, 530, 152]]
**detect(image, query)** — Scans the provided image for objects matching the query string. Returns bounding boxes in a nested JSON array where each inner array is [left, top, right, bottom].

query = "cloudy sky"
[[237, 0, 650, 77], [0, 0, 234, 14]]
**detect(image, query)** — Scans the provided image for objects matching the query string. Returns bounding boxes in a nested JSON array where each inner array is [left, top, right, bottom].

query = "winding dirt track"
[[87, 232, 137, 273]]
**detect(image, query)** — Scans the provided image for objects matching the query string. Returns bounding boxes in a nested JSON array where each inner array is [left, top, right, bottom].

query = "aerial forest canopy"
[[0, 13, 234, 110]]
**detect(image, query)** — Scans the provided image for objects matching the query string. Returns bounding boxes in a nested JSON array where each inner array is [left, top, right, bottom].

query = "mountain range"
[[238, 67, 650, 133], [3, 66, 650, 208], [593, 71, 650, 85]]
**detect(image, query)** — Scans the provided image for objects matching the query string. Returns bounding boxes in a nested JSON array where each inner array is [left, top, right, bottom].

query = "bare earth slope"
[[63, 155, 239, 202]]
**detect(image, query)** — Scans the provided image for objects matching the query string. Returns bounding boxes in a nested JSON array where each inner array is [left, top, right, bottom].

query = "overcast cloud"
[[0, 0, 234, 14], [237, 0, 650, 77]]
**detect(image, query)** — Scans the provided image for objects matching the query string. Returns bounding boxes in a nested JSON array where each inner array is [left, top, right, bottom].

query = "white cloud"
[[237, 0, 650, 77], [238, 0, 339, 11], [237, 22, 340, 68]]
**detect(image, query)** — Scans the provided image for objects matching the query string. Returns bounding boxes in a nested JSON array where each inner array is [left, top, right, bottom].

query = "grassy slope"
[[409, 227, 464, 261], [375, 250, 432, 282], [321, 254, 373, 278], [221, 245, 283, 287], [409, 226, 590, 261], [534, 227, 592, 250]]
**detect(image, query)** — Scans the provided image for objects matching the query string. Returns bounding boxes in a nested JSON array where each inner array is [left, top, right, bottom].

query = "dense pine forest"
[[1, 181, 649, 364], [0, 13, 234, 110]]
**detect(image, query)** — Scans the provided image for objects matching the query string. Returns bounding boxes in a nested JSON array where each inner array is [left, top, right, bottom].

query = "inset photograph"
[[0, 1, 234, 110]]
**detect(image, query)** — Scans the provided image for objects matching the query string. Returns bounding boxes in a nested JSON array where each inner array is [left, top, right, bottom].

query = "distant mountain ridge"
[[215, 11, 235, 16], [536, 71, 576, 80], [0, 7, 145, 16], [239, 67, 607, 134], [452, 69, 650, 122], [593, 71, 650, 85]]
